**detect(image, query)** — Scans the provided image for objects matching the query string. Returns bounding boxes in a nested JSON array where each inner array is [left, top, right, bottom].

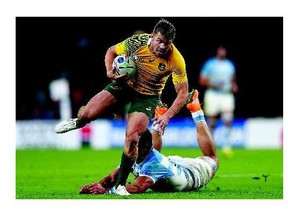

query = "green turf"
[[16, 148, 283, 199]]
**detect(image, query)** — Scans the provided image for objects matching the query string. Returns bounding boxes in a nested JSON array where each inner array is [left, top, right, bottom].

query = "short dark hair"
[[138, 129, 152, 150], [153, 18, 176, 42]]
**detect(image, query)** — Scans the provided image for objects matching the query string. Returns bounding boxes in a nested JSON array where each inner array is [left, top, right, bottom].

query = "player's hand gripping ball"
[[112, 55, 137, 79]]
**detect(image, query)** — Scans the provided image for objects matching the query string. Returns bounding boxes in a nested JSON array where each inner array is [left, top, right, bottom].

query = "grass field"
[[16, 147, 283, 199]]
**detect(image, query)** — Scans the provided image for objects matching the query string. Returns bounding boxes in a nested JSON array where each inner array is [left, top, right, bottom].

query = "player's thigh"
[[127, 95, 159, 119], [80, 90, 117, 118], [104, 82, 132, 103]]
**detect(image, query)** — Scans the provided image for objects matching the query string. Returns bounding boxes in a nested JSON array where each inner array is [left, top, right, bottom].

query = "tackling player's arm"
[[98, 167, 120, 189], [96, 168, 155, 194], [125, 176, 155, 193], [79, 167, 120, 195]]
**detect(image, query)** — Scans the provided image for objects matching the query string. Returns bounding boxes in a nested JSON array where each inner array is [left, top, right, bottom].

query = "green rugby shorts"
[[104, 81, 159, 119]]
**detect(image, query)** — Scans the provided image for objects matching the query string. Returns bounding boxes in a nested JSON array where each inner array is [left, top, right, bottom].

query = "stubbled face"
[[149, 32, 172, 57]]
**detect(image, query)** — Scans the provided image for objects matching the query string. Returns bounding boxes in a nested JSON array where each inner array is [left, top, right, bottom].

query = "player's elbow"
[[106, 45, 117, 57]]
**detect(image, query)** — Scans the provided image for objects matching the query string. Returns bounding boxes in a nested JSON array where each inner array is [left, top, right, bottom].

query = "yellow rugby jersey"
[[115, 33, 188, 96]]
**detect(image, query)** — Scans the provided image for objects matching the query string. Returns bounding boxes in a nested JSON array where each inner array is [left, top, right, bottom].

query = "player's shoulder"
[[125, 33, 150, 54], [169, 44, 185, 63], [146, 149, 163, 162], [131, 33, 150, 40], [170, 44, 183, 56], [127, 33, 150, 46], [207, 57, 217, 63], [203, 57, 217, 67], [225, 58, 235, 65]]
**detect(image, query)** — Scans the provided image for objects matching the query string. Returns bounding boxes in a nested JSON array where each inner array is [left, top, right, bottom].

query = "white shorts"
[[203, 89, 235, 121]]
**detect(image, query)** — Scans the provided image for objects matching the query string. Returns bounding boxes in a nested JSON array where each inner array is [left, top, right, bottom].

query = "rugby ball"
[[113, 55, 137, 78]]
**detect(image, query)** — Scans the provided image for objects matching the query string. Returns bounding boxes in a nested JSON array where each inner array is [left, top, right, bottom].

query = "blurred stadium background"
[[16, 17, 283, 150]]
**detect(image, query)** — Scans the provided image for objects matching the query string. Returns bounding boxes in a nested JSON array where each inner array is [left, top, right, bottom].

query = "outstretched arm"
[[98, 167, 120, 189], [196, 121, 218, 164], [126, 176, 155, 193], [79, 169, 155, 194], [79, 167, 120, 195], [186, 89, 219, 166]]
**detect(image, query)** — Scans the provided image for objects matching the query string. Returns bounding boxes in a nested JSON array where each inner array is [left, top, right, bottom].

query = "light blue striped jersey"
[[132, 149, 195, 192], [201, 57, 235, 92]]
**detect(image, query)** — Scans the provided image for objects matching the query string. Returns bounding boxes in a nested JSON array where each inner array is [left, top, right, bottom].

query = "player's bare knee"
[[77, 105, 94, 120], [77, 106, 86, 119]]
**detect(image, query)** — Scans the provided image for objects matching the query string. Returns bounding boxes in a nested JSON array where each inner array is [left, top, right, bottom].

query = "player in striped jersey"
[[79, 90, 219, 195]]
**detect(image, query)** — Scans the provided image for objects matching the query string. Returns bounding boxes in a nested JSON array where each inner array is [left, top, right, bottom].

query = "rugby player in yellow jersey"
[[55, 18, 189, 194]]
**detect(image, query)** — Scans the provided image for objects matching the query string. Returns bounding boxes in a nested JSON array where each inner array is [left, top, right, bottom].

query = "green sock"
[[115, 152, 134, 188], [76, 119, 89, 128]]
